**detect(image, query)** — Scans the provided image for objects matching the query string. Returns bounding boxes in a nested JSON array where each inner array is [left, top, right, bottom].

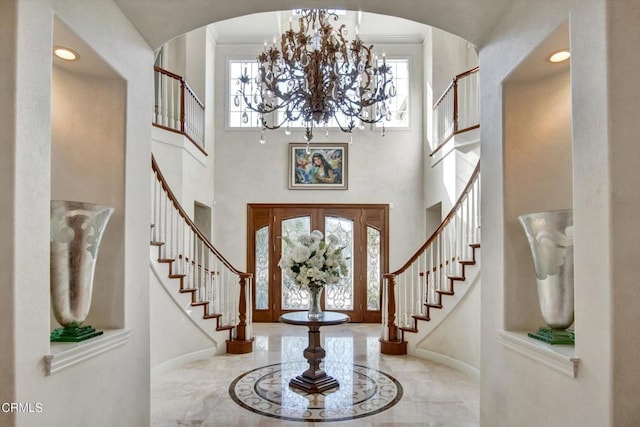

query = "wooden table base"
[[289, 326, 339, 393], [289, 372, 339, 393], [279, 311, 350, 394]]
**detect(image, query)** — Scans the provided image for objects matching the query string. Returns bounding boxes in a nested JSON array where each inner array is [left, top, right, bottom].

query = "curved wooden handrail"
[[151, 155, 250, 278], [387, 161, 480, 277]]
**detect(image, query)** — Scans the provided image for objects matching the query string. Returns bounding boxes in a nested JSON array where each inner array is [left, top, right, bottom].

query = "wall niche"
[[502, 21, 574, 334], [50, 17, 126, 333]]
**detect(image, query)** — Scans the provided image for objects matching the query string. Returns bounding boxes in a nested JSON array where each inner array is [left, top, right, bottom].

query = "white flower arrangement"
[[278, 230, 349, 289]]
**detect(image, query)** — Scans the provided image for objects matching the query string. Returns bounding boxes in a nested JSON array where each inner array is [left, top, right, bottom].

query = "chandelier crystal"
[[236, 9, 396, 143]]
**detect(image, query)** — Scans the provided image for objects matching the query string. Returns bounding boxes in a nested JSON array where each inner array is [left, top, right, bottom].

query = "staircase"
[[151, 243, 235, 334], [400, 243, 480, 332], [150, 156, 253, 354], [380, 163, 481, 355]]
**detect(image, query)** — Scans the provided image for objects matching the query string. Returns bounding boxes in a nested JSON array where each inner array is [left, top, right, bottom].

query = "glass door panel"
[[324, 216, 354, 311], [367, 226, 381, 311], [254, 226, 269, 310], [281, 216, 311, 310]]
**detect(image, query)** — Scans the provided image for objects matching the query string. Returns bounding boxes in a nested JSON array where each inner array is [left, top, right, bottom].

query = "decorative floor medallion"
[[229, 361, 403, 422]]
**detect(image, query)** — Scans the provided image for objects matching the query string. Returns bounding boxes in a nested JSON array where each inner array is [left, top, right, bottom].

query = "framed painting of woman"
[[288, 143, 348, 190]]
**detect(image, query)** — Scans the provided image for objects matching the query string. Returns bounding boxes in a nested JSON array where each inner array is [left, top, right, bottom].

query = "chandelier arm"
[[332, 113, 356, 133], [261, 114, 289, 130], [241, 93, 298, 115]]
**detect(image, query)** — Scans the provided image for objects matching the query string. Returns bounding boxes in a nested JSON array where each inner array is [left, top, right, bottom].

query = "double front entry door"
[[247, 204, 389, 323]]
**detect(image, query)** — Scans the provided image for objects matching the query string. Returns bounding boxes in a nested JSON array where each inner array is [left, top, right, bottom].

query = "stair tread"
[[191, 301, 208, 306], [203, 313, 222, 319], [158, 258, 174, 263], [150, 241, 164, 246], [216, 325, 234, 331], [399, 326, 418, 333]]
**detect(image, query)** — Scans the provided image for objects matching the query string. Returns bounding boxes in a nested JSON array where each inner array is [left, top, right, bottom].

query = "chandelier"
[[236, 9, 396, 144]]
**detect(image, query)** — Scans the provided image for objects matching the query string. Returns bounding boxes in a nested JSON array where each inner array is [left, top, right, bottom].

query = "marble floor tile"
[[151, 322, 479, 426]]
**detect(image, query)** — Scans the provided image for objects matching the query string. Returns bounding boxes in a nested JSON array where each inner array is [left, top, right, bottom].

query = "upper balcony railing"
[[153, 66, 206, 154], [431, 67, 479, 156]]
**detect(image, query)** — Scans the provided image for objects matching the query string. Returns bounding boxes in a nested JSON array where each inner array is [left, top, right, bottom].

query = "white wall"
[[185, 28, 207, 101], [212, 43, 426, 271], [0, 0, 19, 410], [163, 34, 186, 77], [606, 2, 640, 423], [149, 261, 216, 370], [432, 27, 477, 102], [419, 271, 481, 370], [0, 1, 152, 425], [152, 127, 213, 220], [480, 0, 640, 425]]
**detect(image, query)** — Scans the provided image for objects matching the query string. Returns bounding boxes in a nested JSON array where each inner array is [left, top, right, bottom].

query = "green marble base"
[[528, 327, 574, 345], [51, 325, 103, 342]]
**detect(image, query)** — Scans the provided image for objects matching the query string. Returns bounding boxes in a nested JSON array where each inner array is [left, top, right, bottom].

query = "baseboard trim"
[[413, 348, 480, 380], [151, 347, 218, 378]]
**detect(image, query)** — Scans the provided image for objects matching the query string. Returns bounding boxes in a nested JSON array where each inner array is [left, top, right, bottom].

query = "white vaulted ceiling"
[[112, 0, 516, 49], [209, 10, 432, 45]]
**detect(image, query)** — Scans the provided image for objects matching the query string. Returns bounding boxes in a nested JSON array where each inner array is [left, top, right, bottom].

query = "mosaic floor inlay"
[[229, 361, 403, 422], [151, 323, 480, 426]]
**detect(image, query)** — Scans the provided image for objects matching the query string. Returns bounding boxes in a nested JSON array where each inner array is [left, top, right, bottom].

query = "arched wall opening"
[[113, 0, 510, 50], [150, 9, 479, 270]]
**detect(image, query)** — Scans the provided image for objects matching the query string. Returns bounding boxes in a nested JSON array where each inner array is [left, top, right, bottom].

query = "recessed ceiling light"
[[53, 46, 79, 61], [549, 49, 570, 63]]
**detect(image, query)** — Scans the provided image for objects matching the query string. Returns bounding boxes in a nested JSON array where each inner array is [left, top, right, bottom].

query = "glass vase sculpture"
[[50, 200, 114, 342], [518, 209, 575, 344], [307, 285, 324, 320]]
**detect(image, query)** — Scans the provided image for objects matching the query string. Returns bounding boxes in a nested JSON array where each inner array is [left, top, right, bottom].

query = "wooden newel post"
[[379, 273, 407, 355], [386, 274, 399, 342], [226, 273, 254, 354]]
